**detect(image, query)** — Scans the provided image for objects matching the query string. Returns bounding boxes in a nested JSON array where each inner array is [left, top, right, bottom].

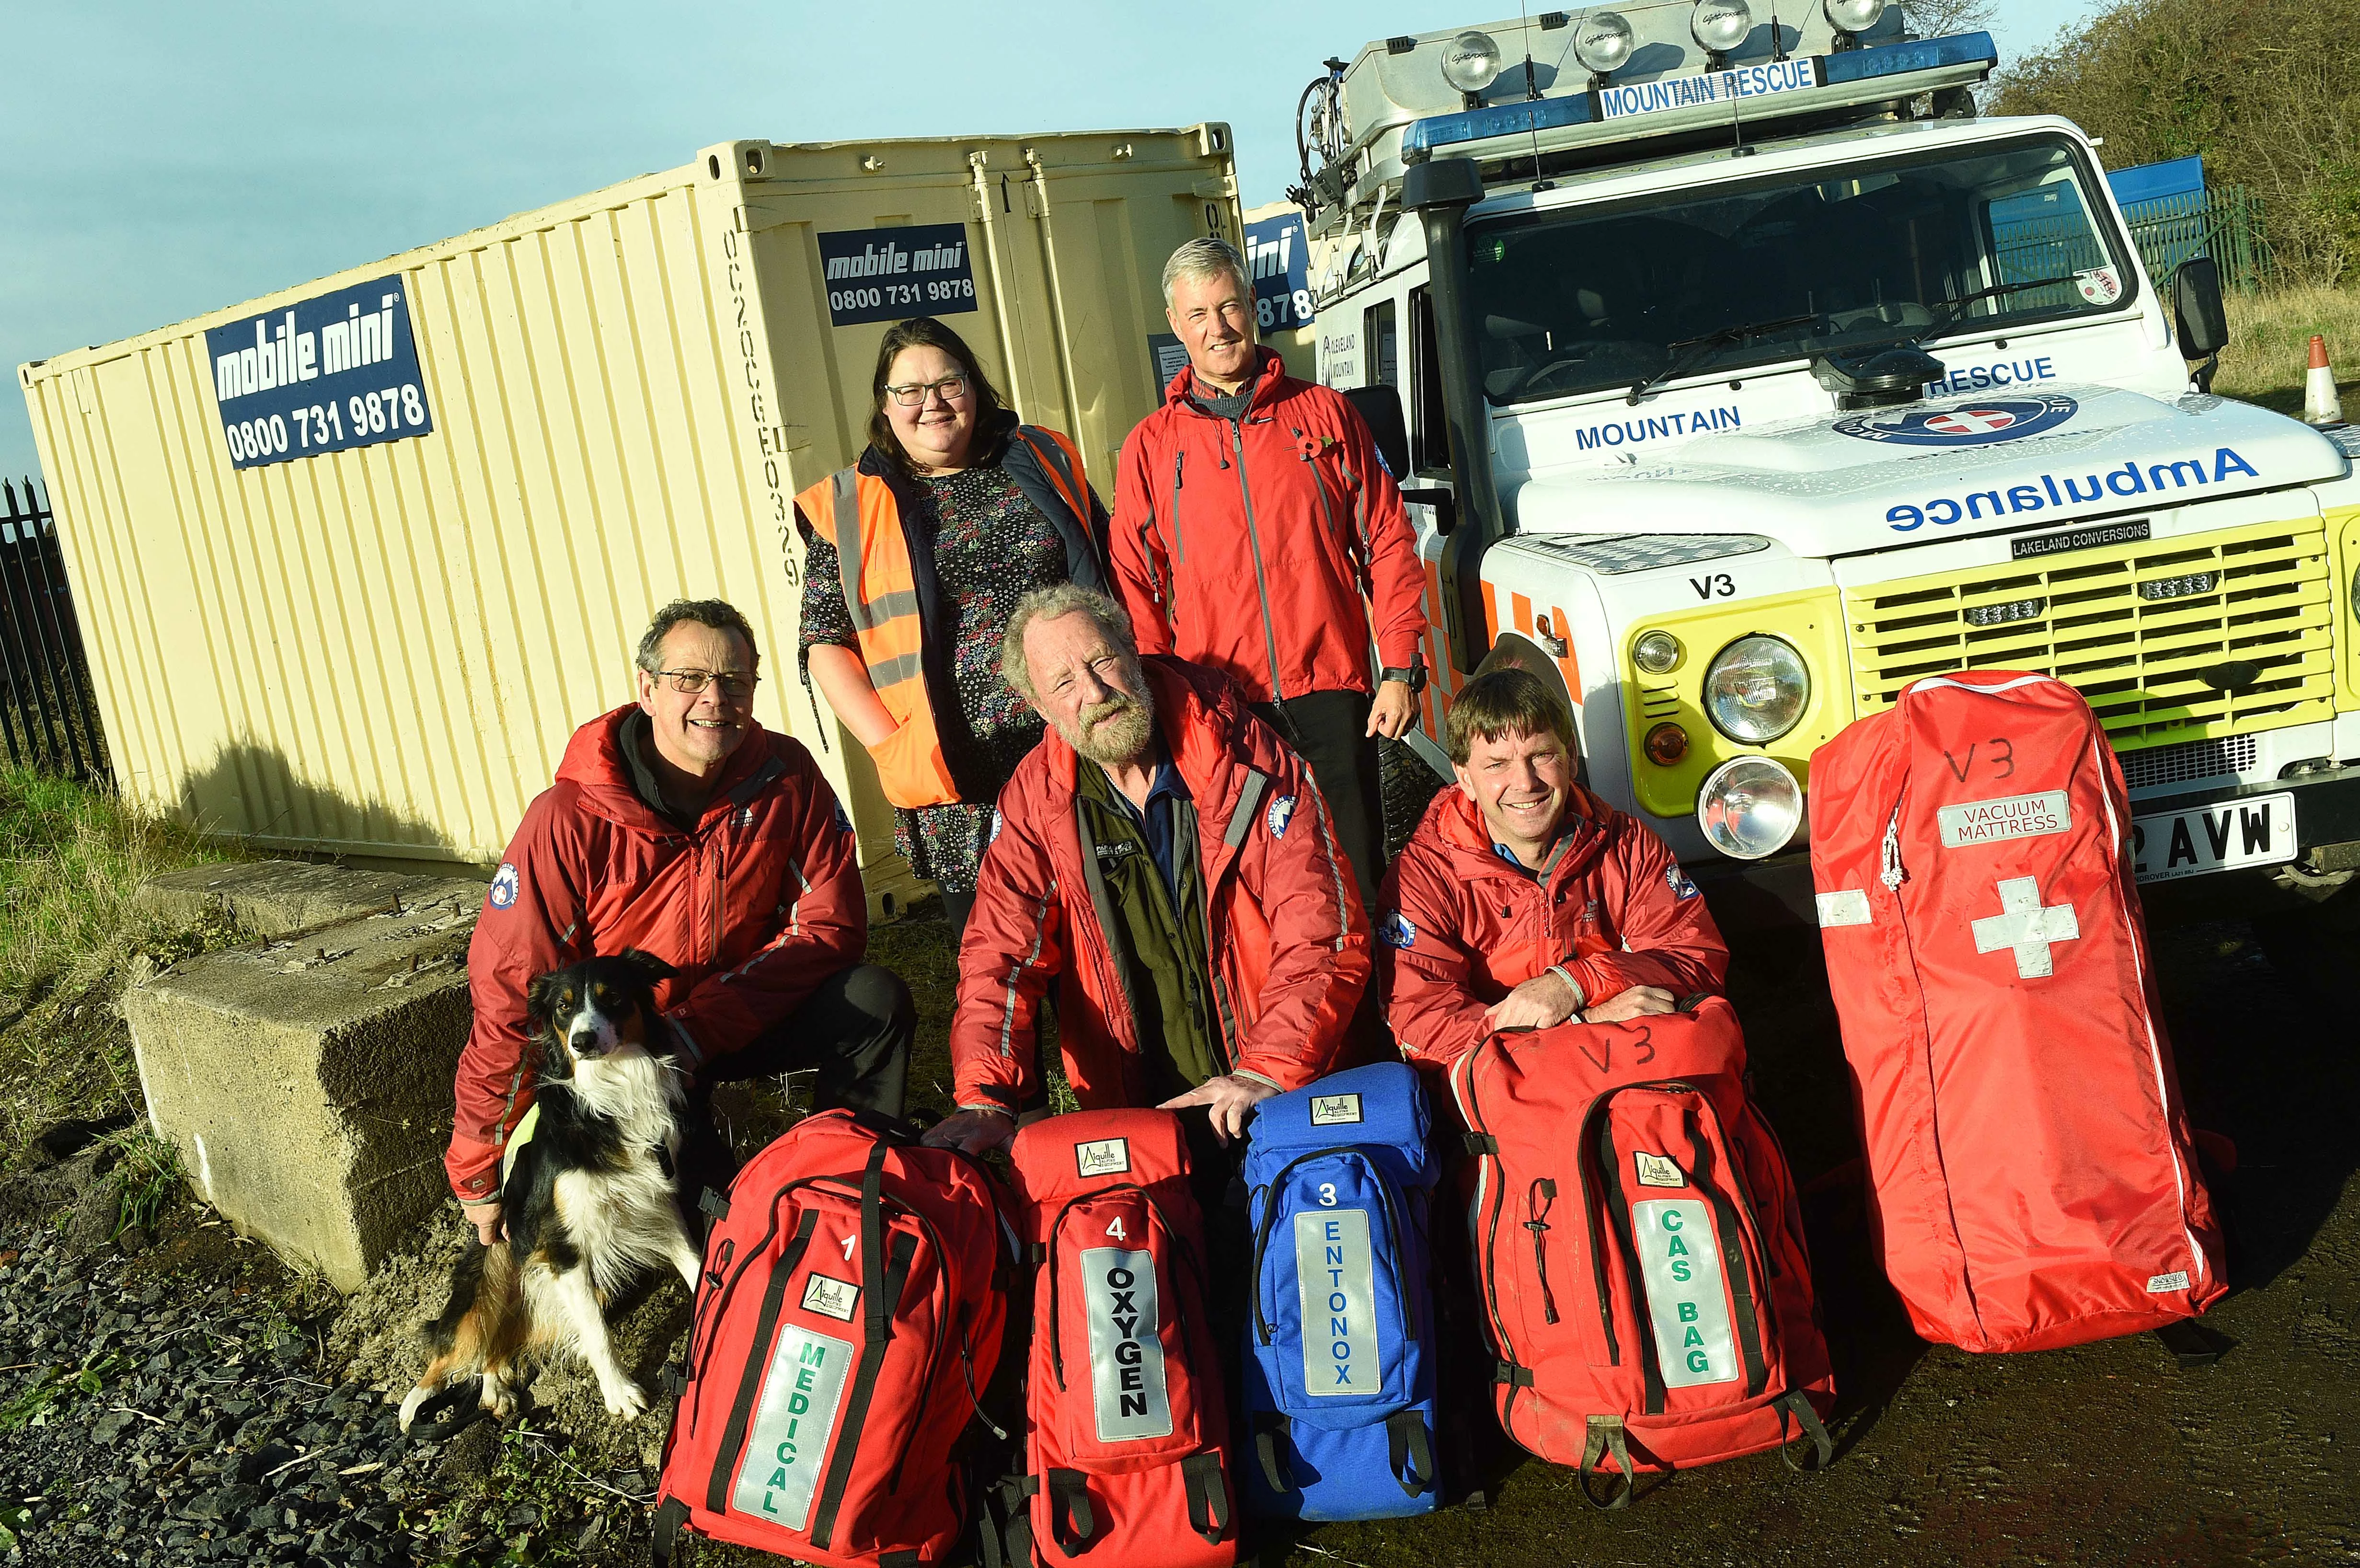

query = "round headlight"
[[1703, 634, 1809, 743], [1572, 10, 1636, 74], [1691, 0, 1753, 53], [1823, 0, 1886, 31], [1439, 30, 1504, 94], [1697, 756, 1802, 860], [1633, 629, 1683, 674]]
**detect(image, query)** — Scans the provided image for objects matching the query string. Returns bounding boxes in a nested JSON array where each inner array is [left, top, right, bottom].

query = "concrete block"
[[123, 882, 484, 1291], [134, 859, 488, 940]]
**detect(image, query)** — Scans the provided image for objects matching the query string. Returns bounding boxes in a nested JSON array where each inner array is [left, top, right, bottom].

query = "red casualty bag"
[[1001, 1109, 1236, 1567], [1808, 669, 2227, 1353], [652, 1110, 1010, 1567], [1449, 998, 1834, 1505]]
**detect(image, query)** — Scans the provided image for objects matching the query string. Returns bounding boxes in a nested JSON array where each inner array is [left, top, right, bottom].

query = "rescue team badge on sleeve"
[[1075, 1137, 1131, 1178], [1266, 794, 1297, 838], [488, 862, 520, 911], [831, 800, 854, 836], [1309, 1092, 1365, 1127], [1376, 910, 1417, 949], [1666, 865, 1701, 901]]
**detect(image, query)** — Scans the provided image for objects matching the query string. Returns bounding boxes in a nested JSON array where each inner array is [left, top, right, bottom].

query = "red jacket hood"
[[1158, 345, 1292, 416], [553, 704, 783, 833]]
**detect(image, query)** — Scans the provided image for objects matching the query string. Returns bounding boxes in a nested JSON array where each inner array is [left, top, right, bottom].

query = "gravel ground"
[[0, 897, 2354, 1567]]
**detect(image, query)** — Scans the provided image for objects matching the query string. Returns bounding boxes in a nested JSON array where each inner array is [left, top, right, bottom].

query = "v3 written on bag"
[[1808, 669, 2226, 1353], [651, 1110, 1011, 1567], [1001, 1109, 1236, 1567], [1241, 1060, 1442, 1521]]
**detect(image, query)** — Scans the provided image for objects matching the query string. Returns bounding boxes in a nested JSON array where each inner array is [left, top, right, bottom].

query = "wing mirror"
[[2174, 257, 2229, 393]]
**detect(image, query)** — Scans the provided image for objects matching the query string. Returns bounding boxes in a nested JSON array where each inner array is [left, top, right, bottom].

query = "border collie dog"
[[399, 950, 704, 1430]]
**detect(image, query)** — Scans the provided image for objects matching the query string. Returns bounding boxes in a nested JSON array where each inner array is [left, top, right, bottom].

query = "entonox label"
[[1294, 1209, 1382, 1397], [733, 1325, 854, 1527], [1633, 1199, 1739, 1389], [1083, 1247, 1172, 1441], [1938, 791, 2072, 850]]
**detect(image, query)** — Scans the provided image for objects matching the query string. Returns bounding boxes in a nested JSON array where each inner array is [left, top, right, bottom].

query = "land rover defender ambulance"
[[1299, 0, 2360, 916]]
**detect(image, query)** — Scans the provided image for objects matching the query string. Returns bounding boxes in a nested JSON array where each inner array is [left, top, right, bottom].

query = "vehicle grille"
[[1844, 519, 2335, 749], [2118, 735, 2258, 792]]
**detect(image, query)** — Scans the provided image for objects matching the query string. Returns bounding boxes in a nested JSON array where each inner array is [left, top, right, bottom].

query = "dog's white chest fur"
[[553, 1051, 691, 1295]]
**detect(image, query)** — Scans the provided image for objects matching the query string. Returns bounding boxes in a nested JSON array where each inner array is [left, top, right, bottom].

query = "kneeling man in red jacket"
[[923, 584, 1370, 1161], [445, 599, 913, 1243], [1379, 669, 1729, 1070]]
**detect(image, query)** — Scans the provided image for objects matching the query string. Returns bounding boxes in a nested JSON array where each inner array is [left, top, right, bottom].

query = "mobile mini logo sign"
[[1833, 393, 2078, 447], [204, 275, 433, 469], [815, 223, 978, 327]]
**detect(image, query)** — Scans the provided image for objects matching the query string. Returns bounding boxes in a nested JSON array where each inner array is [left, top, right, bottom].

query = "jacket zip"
[[1167, 448, 1188, 570], [1227, 415, 1289, 702]]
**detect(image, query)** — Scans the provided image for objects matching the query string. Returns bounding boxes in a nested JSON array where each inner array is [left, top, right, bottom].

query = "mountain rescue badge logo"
[[1266, 794, 1297, 838], [1832, 392, 2077, 447], [1376, 910, 1416, 949], [488, 863, 520, 911]]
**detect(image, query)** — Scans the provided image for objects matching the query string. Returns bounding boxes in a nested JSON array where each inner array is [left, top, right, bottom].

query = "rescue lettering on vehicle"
[[1293, 1208, 1382, 1396], [733, 1327, 854, 1526], [1632, 1199, 1739, 1388], [1083, 1247, 1174, 1441], [1936, 791, 2072, 849]]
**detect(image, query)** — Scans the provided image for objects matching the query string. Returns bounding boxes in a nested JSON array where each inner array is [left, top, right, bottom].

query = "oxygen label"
[[733, 1326, 854, 1527], [1293, 1208, 1382, 1397], [1083, 1247, 1173, 1441], [1632, 1199, 1739, 1389]]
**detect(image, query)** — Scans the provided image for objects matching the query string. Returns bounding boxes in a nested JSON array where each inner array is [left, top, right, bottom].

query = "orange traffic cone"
[[2304, 334, 2345, 426]]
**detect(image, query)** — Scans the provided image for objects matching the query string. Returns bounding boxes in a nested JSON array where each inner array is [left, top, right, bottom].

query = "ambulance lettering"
[[733, 1327, 854, 1526], [1293, 1208, 1382, 1396], [1633, 1199, 1738, 1386], [1083, 1247, 1174, 1440]]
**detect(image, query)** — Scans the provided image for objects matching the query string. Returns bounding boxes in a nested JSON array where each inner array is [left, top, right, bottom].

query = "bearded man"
[[921, 584, 1369, 1162]]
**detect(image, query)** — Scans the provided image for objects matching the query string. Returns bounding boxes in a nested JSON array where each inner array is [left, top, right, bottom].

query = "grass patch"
[[0, 767, 247, 1154], [2217, 284, 2360, 417], [100, 1126, 184, 1240]]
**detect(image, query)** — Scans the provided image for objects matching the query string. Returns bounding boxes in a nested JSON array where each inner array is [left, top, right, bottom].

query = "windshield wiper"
[[1916, 275, 2084, 341], [1627, 312, 1819, 405]]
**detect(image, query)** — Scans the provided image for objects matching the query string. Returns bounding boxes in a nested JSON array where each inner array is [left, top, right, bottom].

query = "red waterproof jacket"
[[950, 656, 1369, 1111], [1378, 786, 1730, 1070], [1109, 348, 1426, 704], [445, 706, 864, 1202]]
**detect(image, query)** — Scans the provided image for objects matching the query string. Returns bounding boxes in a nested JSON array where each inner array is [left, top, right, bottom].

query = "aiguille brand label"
[[1308, 1092, 1364, 1127], [1937, 791, 2072, 850], [1074, 1137, 1130, 1178]]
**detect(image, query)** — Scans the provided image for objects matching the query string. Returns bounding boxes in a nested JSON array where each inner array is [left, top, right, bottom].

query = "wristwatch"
[[1380, 664, 1428, 693]]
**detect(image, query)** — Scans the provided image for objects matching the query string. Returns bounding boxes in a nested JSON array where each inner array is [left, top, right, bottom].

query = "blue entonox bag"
[[1241, 1060, 1441, 1520]]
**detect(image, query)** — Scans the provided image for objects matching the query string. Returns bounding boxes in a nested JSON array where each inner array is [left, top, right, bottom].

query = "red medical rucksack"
[[1449, 998, 1834, 1505], [651, 1110, 1011, 1566], [999, 1109, 1236, 1567], [1808, 670, 2227, 1353]]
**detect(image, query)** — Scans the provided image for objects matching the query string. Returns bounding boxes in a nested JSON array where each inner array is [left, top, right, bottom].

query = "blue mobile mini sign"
[[204, 275, 433, 469], [1245, 212, 1314, 332]]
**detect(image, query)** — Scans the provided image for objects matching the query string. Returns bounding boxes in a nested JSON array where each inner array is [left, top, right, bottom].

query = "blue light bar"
[[1821, 30, 1998, 85], [1403, 31, 1998, 159], [1404, 94, 1596, 159]]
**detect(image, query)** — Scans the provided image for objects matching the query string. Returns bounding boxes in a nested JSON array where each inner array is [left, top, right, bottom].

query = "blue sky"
[[1, 0, 2094, 490]]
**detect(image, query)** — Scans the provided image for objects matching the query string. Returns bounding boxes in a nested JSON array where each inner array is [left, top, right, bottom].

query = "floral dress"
[[800, 461, 1069, 893]]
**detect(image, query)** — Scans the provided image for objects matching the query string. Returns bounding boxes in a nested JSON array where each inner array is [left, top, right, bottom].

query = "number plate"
[[2131, 792, 2296, 882]]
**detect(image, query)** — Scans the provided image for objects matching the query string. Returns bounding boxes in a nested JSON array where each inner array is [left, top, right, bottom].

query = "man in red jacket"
[[1379, 669, 1728, 1070], [921, 584, 1368, 1161], [1109, 236, 1428, 912], [446, 600, 912, 1244]]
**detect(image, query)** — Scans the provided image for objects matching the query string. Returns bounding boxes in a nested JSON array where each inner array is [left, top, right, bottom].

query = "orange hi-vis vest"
[[796, 422, 1107, 809]]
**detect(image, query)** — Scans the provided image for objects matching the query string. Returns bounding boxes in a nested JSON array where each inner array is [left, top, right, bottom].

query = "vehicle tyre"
[[1381, 733, 1446, 859]]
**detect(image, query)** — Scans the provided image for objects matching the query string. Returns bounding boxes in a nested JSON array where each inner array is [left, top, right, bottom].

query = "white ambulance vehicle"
[[1301, 0, 2360, 919]]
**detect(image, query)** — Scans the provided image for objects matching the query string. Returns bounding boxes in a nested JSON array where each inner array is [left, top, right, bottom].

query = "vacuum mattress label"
[[1294, 1208, 1382, 1396], [1938, 791, 2072, 849], [733, 1324, 854, 1528]]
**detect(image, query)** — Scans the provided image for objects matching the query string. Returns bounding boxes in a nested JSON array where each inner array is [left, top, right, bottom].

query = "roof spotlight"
[[1824, 0, 1887, 31], [1439, 30, 1505, 96], [1691, 0, 1753, 54], [1572, 10, 1636, 75]]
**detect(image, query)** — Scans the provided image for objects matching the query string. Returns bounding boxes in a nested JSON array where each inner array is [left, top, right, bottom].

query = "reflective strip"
[[1305, 786, 1352, 954], [1083, 1246, 1173, 1441], [1815, 890, 1872, 928], [1226, 770, 1269, 850], [864, 651, 924, 689], [998, 884, 1054, 1061], [730, 1325, 856, 1528], [831, 469, 869, 632], [1294, 1208, 1382, 1397], [862, 589, 921, 623]]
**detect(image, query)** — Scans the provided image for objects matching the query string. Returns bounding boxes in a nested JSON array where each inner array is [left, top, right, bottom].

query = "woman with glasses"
[[795, 315, 1111, 938]]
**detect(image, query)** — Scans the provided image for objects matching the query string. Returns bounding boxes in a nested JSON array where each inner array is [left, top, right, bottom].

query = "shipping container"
[[19, 128, 1241, 911]]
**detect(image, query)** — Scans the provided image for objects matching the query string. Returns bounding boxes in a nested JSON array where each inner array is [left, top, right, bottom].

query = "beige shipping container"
[[20, 127, 1241, 911]]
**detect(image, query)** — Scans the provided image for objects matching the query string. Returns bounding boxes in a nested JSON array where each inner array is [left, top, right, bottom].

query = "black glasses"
[[884, 374, 969, 407], [653, 669, 758, 698]]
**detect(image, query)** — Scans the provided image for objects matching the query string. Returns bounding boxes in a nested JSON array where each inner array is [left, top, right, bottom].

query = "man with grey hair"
[[447, 597, 913, 1243], [1108, 234, 1428, 919], [921, 584, 1369, 1162]]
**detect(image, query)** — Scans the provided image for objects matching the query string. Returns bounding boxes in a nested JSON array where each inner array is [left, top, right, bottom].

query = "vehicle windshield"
[[1465, 134, 2133, 406]]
